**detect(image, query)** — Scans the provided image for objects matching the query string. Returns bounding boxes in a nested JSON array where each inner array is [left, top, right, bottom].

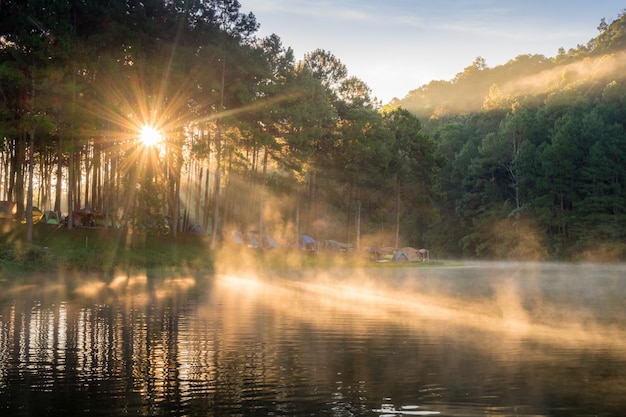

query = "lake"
[[1, 262, 625, 416]]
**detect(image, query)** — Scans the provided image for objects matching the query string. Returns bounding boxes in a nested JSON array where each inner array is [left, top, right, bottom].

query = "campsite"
[[0, 214, 434, 275]]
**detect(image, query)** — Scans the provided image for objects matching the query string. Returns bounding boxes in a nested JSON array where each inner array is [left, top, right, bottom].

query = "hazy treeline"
[[4, 1, 626, 260], [392, 11, 626, 260], [0, 0, 440, 247]]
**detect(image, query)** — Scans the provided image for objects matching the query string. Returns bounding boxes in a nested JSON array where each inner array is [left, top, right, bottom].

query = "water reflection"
[[0, 263, 625, 416]]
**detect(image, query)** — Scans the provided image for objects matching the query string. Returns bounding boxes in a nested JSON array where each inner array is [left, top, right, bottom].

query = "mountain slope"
[[391, 11, 626, 119]]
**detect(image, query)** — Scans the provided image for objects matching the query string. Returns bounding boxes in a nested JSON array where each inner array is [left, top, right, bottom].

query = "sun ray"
[[80, 61, 308, 223]]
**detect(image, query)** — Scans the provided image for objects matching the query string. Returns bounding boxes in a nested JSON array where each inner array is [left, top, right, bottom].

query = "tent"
[[299, 235, 319, 252], [21, 206, 44, 224], [324, 240, 353, 252], [263, 234, 278, 249], [43, 210, 60, 225], [247, 232, 261, 248], [392, 247, 425, 262], [73, 207, 97, 227], [231, 230, 245, 245], [188, 224, 205, 235], [369, 246, 395, 262]]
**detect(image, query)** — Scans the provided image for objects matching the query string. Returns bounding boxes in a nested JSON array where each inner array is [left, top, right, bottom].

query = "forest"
[[1, 1, 625, 260], [391, 10, 626, 260], [0, 0, 441, 252]]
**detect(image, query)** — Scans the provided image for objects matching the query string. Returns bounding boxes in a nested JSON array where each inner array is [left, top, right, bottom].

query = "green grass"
[[0, 221, 452, 276], [0, 221, 214, 275]]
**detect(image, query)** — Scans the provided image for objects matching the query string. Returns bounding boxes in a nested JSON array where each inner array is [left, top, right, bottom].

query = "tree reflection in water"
[[0, 263, 625, 416]]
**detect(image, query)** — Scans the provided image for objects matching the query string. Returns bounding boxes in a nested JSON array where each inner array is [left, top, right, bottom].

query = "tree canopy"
[[3, 1, 626, 260], [392, 11, 626, 260], [0, 0, 440, 250]]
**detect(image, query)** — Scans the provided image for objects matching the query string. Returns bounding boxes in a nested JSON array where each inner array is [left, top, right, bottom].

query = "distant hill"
[[390, 11, 626, 119]]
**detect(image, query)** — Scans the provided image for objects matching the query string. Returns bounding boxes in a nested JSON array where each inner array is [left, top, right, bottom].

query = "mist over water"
[[1, 262, 625, 416]]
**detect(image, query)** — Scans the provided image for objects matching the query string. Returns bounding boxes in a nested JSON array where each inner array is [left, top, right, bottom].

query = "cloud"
[[241, 0, 621, 103], [244, 0, 370, 21]]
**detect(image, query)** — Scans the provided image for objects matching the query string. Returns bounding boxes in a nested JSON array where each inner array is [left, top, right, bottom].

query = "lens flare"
[[140, 125, 163, 146]]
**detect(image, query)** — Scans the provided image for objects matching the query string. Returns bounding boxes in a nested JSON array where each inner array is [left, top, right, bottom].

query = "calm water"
[[1, 262, 625, 416]]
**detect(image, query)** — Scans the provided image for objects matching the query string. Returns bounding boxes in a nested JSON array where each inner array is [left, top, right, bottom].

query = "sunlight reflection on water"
[[0, 262, 625, 416]]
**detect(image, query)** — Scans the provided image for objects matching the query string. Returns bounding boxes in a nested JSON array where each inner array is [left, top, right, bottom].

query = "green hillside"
[[388, 12, 626, 260]]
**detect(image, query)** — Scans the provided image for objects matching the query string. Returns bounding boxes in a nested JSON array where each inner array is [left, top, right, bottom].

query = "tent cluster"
[[0, 201, 62, 226], [300, 236, 430, 261], [299, 235, 353, 253], [228, 232, 353, 253], [229, 231, 429, 261]]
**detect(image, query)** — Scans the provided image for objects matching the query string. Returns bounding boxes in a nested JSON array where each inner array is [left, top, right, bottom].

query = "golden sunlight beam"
[[139, 125, 163, 147]]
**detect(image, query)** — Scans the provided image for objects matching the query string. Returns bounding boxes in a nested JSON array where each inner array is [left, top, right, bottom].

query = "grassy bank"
[[0, 221, 215, 275], [0, 221, 448, 276]]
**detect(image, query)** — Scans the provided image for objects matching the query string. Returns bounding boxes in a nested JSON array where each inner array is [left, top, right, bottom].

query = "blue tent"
[[231, 230, 244, 245], [299, 235, 319, 252]]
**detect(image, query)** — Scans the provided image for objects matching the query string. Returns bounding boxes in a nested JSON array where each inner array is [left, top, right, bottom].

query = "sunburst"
[[139, 125, 163, 147]]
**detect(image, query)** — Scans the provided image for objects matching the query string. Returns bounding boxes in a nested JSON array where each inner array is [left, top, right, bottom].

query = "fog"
[[7, 257, 624, 361], [211, 260, 626, 360], [502, 50, 626, 98], [3, 261, 626, 415]]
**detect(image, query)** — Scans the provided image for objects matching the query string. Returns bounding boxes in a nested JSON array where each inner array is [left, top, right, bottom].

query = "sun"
[[139, 125, 163, 146]]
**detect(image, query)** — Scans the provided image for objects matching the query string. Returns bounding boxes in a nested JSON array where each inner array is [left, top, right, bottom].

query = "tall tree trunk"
[[210, 122, 222, 248], [76, 151, 82, 209], [346, 182, 353, 243], [194, 163, 201, 227], [203, 156, 211, 231], [258, 146, 268, 245], [14, 139, 25, 219], [1, 143, 11, 200], [54, 139, 62, 213], [222, 148, 232, 230], [167, 132, 182, 238], [356, 200, 361, 252], [202, 126, 211, 232], [26, 129, 35, 243], [92, 141, 101, 209], [67, 140, 74, 230], [84, 146, 90, 208], [103, 147, 110, 228], [7, 138, 17, 203], [210, 51, 227, 249], [295, 189, 300, 247], [395, 172, 401, 249]]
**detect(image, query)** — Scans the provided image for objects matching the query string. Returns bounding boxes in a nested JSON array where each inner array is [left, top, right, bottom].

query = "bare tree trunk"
[[346, 182, 353, 243], [67, 140, 74, 230], [203, 156, 210, 230], [1, 144, 10, 200], [92, 141, 101, 209], [167, 132, 182, 238], [222, 148, 232, 230], [54, 139, 62, 213], [73, 149, 82, 210], [14, 139, 25, 219], [295, 192, 300, 247], [258, 146, 268, 244], [210, 51, 227, 249], [84, 146, 90, 208], [210, 121, 222, 248], [103, 147, 110, 229], [356, 200, 361, 252], [194, 164, 201, 227], [394, 172, 401, 249], [26, 129, 35, 243]]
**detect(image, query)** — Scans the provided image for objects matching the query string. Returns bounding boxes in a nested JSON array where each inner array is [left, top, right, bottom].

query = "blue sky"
[[241, 0, 623, 103]]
